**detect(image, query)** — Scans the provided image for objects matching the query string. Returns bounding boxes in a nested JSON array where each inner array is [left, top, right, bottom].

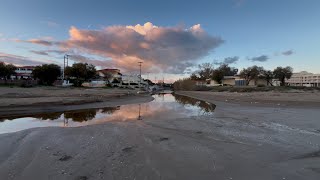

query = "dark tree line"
[[0, 62, 16, 80], [65, 63, 96, 87], [188, 62, 293, 86], [190, 63, 237, 84], [190, 63, 238, 84], [32, 62, 96, 86], [32, 64, 61, 85], [239, 66, 293, 86]]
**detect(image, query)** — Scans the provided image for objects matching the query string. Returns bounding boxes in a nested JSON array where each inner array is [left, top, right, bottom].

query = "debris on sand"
[[59, 155, 72, 161], [159, 137, 169, 141]]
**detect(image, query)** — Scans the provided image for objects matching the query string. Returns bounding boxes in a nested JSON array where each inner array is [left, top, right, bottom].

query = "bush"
[[20, 81, 33, 88], [71, 79, 84, 87], [173, 78, 197, 91]]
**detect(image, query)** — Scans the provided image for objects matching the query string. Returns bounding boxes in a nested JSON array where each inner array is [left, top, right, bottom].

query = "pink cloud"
[[15, 37, 56, 46], [16, 22, 224, 74], [60, 22, 223, 73]]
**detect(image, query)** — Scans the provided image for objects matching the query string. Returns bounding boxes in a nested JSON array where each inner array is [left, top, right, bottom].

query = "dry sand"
[[176, 90, 320, 108], [0, 89, 319, 180]]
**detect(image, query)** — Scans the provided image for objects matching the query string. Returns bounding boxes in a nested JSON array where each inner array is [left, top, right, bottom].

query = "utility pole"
[[63, 54, 70, 81], [138, 62, 143, 89], [63, 56, 66, 80], [146, 72, 150, 90], [66, 54, 70, 67]]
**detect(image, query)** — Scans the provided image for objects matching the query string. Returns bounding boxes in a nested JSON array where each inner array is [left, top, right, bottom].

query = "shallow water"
[[0, 94, 216, 134]]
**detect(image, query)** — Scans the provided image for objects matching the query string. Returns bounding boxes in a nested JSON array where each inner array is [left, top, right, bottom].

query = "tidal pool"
[[0, 94, 216, 134]]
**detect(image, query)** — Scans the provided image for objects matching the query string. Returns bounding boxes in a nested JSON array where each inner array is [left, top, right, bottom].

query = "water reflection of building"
[[1, 106, 121, 123], [64, 106, 120, 122]]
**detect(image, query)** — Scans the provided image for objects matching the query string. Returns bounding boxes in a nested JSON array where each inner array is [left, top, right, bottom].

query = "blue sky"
[[0, 0, 319, 81]]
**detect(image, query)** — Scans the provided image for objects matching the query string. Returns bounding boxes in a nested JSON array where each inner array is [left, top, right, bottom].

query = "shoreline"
[[0, 95, 154, 120], [175, 90, 320, 108], [0, 87, 154, 119]]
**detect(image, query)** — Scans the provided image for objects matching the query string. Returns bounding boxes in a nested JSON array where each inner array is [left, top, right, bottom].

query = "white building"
[[11, 66, 35, 79], [122, 75, 148, 88], [287, 71, 320, 87], [97, 69, 122, 83], [83, 68, 122, 87]]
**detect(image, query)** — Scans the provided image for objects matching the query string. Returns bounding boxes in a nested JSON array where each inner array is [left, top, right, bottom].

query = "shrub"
[[173, 78, 197, 91]]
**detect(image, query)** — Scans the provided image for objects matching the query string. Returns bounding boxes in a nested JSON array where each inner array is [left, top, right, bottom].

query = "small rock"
[[122, 146, 134, 152], [75, 176, 88, 180], [159, 137, 169, 141]]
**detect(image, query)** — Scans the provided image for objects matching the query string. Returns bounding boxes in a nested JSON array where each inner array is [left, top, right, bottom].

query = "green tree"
[[212, 69, 224, 84], [273, 66, 293, 86], [196, 63, 214, 80], [212, 64, 237, 84], [0, 62, 16, 80], [32, 64, 61, 85], [260, 69, 274, 86], [65, 63, 96, 87], [239, 65, 264, 85], [218, 64, 237, 76], [190, 73, 200, 80]]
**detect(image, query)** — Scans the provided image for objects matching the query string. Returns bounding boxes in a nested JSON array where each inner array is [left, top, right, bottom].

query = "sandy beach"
[[176, 90, 320, 108], [0, 88, 319, 180]]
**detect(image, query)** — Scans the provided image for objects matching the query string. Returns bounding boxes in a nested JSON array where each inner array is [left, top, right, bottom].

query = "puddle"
[[0, 94, 216, 134]]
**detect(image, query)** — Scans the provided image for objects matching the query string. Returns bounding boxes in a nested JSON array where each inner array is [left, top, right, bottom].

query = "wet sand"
[[0, 90, 320, 179], [0, 87, 151, 118]]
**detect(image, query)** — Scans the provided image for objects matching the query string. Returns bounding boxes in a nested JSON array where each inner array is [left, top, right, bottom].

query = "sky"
[[0, 0, 319, 82]]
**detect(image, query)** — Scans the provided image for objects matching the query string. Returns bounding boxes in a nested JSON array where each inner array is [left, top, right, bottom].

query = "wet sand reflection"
[[0, 94, 216, 133]]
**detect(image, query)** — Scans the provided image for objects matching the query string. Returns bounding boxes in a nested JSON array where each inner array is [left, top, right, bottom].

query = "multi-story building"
[[122, 74, 148, 88], [11, 66, 35, 79], [287, 71, 320, 87]]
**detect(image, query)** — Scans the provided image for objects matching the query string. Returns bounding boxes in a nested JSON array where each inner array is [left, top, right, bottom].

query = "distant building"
[[122, 74, 148, 88], [287, 71, 320, 87], [194, 80, 208, 86], [97, 69, 122, 83], [11, 66, 35, 79], [204, 76, 278, 87], [82, 68, 122, 87]]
